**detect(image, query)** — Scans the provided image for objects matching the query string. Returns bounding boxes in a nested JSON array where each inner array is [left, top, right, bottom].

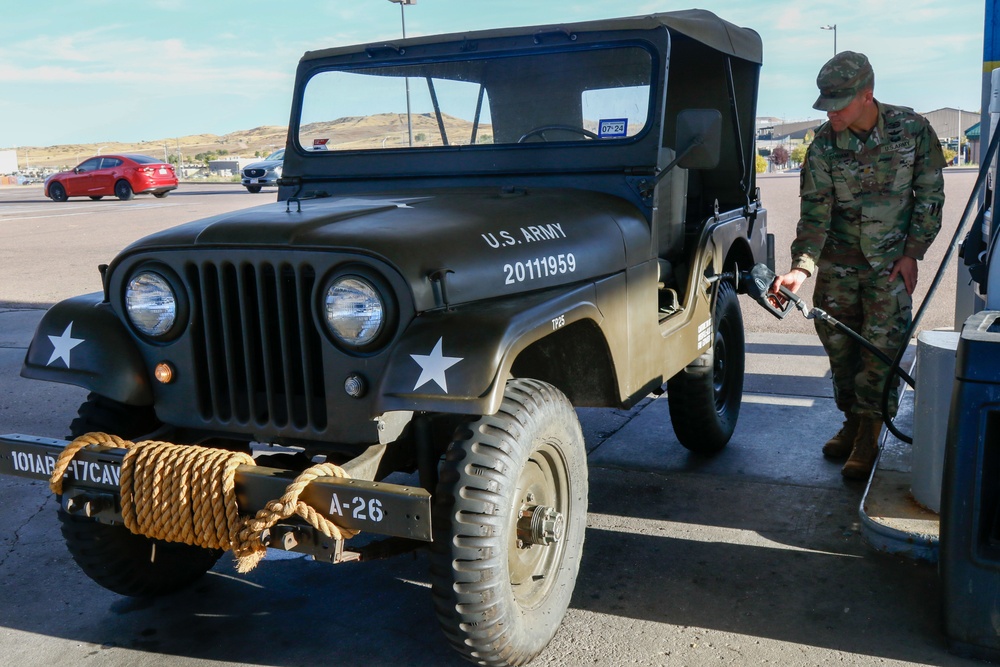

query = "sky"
[[0, 0, 987, 150]]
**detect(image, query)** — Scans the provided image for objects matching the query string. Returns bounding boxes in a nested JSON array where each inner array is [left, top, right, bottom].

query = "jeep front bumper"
[[0, 433, 432, 560]]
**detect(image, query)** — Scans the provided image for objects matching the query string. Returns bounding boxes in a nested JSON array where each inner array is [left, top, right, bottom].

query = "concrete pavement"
[[0, 305, 977, 666]]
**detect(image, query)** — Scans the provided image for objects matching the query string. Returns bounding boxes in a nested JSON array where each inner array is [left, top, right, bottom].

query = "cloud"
[[0, 30, 291, 88]]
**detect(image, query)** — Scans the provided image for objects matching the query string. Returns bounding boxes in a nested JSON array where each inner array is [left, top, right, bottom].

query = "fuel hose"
[[879, 125, 1000, 444]]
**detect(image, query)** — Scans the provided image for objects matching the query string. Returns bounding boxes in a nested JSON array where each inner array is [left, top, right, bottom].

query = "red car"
[[44, 154, 178, 202]]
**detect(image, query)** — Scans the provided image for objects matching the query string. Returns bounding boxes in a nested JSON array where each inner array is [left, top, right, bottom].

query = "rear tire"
[[49, 182, 67, 202], [89, 195, 103, 200], [429, 379, 587, 666], [153, 192, 168, 198], [114, 180, 134, 200], [60, 393, 223, 597], [667, 280, 744, 455]]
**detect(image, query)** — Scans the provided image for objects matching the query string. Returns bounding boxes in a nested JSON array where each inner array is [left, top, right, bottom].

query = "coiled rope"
[[49, 432, 358, 573]]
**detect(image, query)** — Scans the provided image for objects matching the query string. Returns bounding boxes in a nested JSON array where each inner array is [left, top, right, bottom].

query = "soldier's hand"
[[889, 256, 918, 295], [771, 268, 809, 295]]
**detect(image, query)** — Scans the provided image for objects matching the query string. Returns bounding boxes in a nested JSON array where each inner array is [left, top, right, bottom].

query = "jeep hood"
[[115, 188, 648, 309]]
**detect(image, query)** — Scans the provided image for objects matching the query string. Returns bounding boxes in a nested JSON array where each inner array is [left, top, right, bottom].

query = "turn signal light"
[[154, 362, 175, 384]]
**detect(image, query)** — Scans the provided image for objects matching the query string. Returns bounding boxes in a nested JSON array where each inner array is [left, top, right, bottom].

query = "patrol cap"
[[813, 51, 874, 112]]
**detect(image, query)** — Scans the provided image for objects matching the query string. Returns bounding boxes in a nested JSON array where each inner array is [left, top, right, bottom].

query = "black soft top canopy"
[[301, 9, 762, 65]]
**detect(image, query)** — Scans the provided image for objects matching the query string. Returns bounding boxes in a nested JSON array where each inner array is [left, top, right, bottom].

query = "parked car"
[[44, 154, 177, 202], [241, 149, 284, 192]]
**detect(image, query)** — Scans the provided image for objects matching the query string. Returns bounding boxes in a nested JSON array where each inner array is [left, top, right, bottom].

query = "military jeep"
[[2, 10, 767, 666]]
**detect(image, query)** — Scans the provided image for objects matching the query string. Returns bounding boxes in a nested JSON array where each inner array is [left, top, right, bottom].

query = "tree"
[[771, 145, 789, 168], [755, 153, 767, 174], [790, 143, 809, 165]]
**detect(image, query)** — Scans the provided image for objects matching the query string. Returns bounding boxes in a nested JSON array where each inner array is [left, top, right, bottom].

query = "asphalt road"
[[0, 176, 985, 667]]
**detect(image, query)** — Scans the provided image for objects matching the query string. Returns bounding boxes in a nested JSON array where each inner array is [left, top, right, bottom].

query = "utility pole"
[[388, 0, 416, 147], [957, 108, 964, 166]]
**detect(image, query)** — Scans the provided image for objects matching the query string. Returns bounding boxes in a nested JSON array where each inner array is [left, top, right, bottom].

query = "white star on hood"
[[410, 337, 463, 393], [46, 321, 84, 368]]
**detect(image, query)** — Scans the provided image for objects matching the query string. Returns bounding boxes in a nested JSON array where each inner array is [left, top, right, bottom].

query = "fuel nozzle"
[[739, 263, 806, 320]]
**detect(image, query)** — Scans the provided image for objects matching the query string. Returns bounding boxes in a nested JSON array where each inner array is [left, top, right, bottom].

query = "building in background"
[[756, 106, 982, 167]]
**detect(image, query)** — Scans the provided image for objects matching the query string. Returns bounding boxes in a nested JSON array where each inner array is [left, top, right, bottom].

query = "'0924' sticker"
[[599, 118, 628, 138], [504, 253, 576, 285]]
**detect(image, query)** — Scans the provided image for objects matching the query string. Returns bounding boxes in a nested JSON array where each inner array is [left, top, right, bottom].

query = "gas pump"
[[938, 3, 1000, 654], [960, 68, 1000, 309]]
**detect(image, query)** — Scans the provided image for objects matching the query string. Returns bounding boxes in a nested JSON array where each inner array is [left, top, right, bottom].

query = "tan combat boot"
[[822, 412, 860, 459], [842, 416, 882, 480]]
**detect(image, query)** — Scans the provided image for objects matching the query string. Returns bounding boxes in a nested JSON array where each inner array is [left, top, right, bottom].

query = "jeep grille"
[[186, 260, 327, 431]]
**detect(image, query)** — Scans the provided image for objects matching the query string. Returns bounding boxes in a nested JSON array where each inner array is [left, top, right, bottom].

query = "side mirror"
[[675, 109, 722, 171]]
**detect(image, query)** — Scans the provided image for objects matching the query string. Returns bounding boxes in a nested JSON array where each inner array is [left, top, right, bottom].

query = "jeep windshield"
[[297, 45, 652, 152]]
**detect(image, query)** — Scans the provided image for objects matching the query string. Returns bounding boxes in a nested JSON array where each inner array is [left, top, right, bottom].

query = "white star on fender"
[[46, 321, 84, 368], [410, 337, 462, 393]]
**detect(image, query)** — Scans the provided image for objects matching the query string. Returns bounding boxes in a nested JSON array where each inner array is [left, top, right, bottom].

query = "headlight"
[[323, 276, 385, 347], [125, 271, 177, 337], [273, 165, 283, 177]]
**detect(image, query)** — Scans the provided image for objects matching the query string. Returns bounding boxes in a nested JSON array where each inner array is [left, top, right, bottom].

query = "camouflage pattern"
[[813, 261, 911, 418], [791, 102, 946, 277], [791, 101, 945, 419], [813, 51, 874, 112]]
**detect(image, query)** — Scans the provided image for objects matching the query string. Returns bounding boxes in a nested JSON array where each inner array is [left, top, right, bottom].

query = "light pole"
[[957, 108, 964, 166], [388, 0, 416, 147], [820, 24, 837, 56]]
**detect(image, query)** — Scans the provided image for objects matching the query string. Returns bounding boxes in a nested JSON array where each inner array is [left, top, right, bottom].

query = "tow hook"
[[64, 492, 116, 518], [516, 505, 564, 548]]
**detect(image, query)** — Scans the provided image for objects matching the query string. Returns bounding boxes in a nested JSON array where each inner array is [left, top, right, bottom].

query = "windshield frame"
[[283, 27, 668, 183], [294, 41, 658, 156]]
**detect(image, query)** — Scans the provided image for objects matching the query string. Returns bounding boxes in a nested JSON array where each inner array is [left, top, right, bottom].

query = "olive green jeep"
[[2, 10, 768, 666]]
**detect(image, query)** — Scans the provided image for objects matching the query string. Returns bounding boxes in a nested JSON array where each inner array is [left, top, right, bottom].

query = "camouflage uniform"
[[792, 83, 946, 418]]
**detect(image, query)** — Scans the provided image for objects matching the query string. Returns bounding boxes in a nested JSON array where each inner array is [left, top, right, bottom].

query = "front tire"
[[89, 195, 103, 201], [429, 379, 587, 666], [114, 179, 134, 200], [246, 185, 262, 193], [60, 393, 223, 597], [667, 279, 745, 455], [49, 182, 67, 202]]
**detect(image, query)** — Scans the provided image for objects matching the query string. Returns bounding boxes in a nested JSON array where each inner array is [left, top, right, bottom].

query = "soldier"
[[772, 51, 946, 479]]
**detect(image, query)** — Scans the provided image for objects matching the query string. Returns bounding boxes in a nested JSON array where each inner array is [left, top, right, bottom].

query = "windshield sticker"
[[598, 119, 628, 138]]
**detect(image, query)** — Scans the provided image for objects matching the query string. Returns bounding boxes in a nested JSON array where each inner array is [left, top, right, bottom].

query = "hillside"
[[6, 113, 491, 171], [5, 125, 289, 171]]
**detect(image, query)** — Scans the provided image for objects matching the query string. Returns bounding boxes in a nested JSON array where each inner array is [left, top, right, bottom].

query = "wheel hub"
[[516, 504, 564, 547]]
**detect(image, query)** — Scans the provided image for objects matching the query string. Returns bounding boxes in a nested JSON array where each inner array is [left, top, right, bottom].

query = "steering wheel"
[[517, 125, 600, 143]]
